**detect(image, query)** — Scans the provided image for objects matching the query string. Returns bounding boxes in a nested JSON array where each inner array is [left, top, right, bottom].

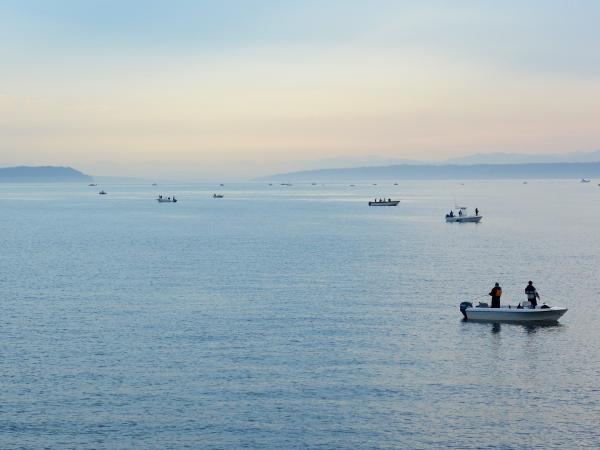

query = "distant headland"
[[0, 166, 93, 182]]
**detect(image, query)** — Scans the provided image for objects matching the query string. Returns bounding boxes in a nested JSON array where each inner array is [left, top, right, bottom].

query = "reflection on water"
[[462, 320, 565, 334]]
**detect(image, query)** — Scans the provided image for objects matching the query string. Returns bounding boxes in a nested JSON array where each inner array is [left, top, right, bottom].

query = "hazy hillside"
[[263, 162, 600, 182], [444, 150, 600, 165], [0, 166, 93, 182]]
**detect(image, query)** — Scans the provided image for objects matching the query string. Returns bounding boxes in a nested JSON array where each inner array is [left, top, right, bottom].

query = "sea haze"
[[1, 181, 599, 448]]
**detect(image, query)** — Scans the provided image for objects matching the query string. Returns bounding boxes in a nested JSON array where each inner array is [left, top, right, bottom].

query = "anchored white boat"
[[445, 207, 481, 223], [581, 178, 591, 183], [369, 199, 399, 206], [460, 301, 567, 322], [157, 195, 177, 203]]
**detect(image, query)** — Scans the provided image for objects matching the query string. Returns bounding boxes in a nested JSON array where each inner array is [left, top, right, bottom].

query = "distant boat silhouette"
[[445, 207, 481, 223], [369, 199, 399, 206], [157, 195, 177, 203]]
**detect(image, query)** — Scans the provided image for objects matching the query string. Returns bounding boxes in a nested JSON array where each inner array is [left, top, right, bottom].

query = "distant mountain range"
[[262, 150, 600, 181], [0, 166, 93, 182], [264, 161, 600, 182], [294, 150, 600, 171], [443, 150, 600, 165]]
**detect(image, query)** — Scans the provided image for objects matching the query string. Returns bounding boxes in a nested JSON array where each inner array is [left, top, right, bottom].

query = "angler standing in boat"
[[489, 282, 502, 308], [525, 281, 540, 308]]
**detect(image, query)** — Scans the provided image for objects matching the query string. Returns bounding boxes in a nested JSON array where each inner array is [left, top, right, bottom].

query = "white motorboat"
[[460, 301, 567, 322], [157, 195, 177, 203], [581, 178, 591, 183], [369, 199, 400, 206], [445, 207, 481, 223]]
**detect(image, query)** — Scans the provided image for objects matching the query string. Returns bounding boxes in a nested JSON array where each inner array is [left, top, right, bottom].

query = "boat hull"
[[157, 199, 177, 203], [446, 216, 482, 223], [464, 306, 567, 322], [369, 201, 399, 206]]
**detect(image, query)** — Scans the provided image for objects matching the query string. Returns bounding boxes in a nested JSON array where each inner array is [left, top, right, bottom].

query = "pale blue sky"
[[1, 1, 599, 178]]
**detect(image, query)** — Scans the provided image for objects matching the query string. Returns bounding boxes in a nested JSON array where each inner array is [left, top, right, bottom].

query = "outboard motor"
[[459, 301, 473, 319]]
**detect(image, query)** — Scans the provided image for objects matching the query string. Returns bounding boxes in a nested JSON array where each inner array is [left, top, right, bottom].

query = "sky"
[[1, 0, 599, 180]]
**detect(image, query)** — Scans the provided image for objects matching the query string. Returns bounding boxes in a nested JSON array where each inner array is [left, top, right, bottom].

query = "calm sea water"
[[1, 180, 599, 449]]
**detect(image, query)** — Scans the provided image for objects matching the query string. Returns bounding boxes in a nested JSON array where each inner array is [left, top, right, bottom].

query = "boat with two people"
[[369, 198, 400, 206], [213, 193, 224, 198], [157, 195, 177, 203], [459, 282, 567, 323], [445, 206, 481, 223], [460, 301, 567, 322]]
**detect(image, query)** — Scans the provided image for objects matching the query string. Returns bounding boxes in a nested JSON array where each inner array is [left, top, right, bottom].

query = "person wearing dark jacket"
[[489, 282, 502, 308], [525, 281, 540, 308]]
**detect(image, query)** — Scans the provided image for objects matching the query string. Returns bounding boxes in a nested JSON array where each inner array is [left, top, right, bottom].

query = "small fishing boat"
[[88, 183, 97, 186], [99, 190, 107, 195], [157, 195, 177, 203], [213, 193, 224, 198], [369, 199, 399, 206], [445, 207, 481, 223], [459, 301, 567, 323], [581, 178, 591, 183]]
